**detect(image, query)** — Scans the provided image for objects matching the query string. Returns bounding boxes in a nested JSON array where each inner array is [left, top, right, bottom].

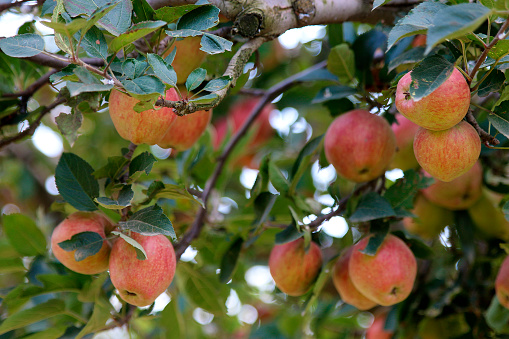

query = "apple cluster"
[[50, 212, 176, 307]]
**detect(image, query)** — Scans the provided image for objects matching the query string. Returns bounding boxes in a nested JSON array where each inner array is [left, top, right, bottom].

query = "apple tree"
[[2, 0, 509, 338]]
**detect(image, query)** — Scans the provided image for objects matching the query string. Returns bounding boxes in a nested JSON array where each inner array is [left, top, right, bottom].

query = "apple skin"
[[268, 238, 323, 296], [413, 121, 481, 182], [421, 161, 482, 210], [468, 189, 509, 241], [390, 114, 420, 171], [349, 234, 417, 306], [324, 109, 396, 183], [496, 256, 509, 309], [164, 37, 207, 85], [366, 312, 393, 339], [108, 89, 176, 145], [403, 193, 454, 240], [51, 212, 114, 275], [157, 88, 213, 151], [109, 232, 176, 307], [395, 68, 471, 131], [332, 247, 378, 310]]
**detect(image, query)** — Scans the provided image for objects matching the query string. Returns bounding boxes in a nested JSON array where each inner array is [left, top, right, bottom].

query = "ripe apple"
[[468, 189, 509, 241], [390, 114, 420, 171], [164, 36, 207, 85], [109, 232, 176, 307], [268, 238, 323, 296], [157, 88, 213, 151], [332, 247, 378, 310], [349, 234, 417, 306], [50, 212, 114, 275], [395, 68, 470, 131], [496, 256, 509, 309], [413, 121, 481, 182], [412, 34, 427, 47], [324, 109, 396, 183], [403, 193, 454, 240], [421, 161, 482, 210], [366, 312, 393, 339], [108, 89, 176, 145]]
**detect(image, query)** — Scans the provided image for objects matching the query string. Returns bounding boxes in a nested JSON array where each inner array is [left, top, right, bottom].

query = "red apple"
[[268, 238, 323, 296], [413, 121, 481, 182], [349, 234, 417, 306], [108, 89, 176, 145], [390, 114, 420, 171], [157, 88, 213, 151], [109, 232, 176, 307], [324, 109, 396, 183], [332, 247, 378, 310], [164, 36, 207, 85], [395, 68, 470, 131], [421, 161, 483, 210], [366, 312, 394, 339], [51, 212, 114, 275], [496, 256, 509, 309]]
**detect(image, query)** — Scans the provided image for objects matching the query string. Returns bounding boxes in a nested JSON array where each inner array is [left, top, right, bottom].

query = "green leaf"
[[155, 4, 204, 23], [489, 40, 509, 59], [177, 5, 219, 31], [186, 68, 207, 92], [478, 70, 505, 97], [349, 192, 396, 223], [96, 184, 134, 209], [129, 151, 157, 177], [327, 43, 355, 83], [21, 326, 67, 339], [202, 76, 231, 92], [3, 214, 46, 256], [392, 230, 433, 259], [76, 300, 110, 339], [0, 257, 26, 273], [160, 300, 185, 339], [110, 20, 167, 52], [409, 54, 455, 101], [111, 231, 147, 260], [312, 86, 357, 103], [119, 205, 176, 239], [148, 184, 203, 207], [79, 26, 108, 60], [290, 135, 324, 181], [268, 161, 290, 194], [199, 33, 233, 54], [219, 237, 243, 283], [66, 81, 114, 97], [384, 169, 434, 210], [132, 0, 155, 23], [275, 224, 302, 244], [93, 156, 128, 179], [78, 3, 118, 39], [372, 0, 391, 10], [488, 113, 509, 139], [147, 53, 177, 86], [454, 210, 475, 265], [0, 299, 66, 335], [122, 76, 165, 98], [253, 192, 278, 229], [360, 226, 389, 256], [426, 3, 492, 54], [55, 152, 99, 211], [189, 93, 218, 104], [486, 295, 509, 333], [0, 34, 45, 57], [388, 46, 426, 72], [55, 110, 83, 146], [58, 231, 105, 262]]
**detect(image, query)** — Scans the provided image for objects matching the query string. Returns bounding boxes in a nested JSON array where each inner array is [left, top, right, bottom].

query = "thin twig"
[[2, 69, 58, 99], [465, 110, 500, 146]]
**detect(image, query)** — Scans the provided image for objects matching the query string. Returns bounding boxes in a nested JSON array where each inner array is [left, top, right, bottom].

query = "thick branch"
[[24, 53, 104, 69]]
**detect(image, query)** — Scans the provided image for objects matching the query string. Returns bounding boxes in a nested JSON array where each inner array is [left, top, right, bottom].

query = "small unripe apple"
[[395, 68, 471, 131], [269, 238, 323, 296], [413, 121, 481, 182], [390, 114, 420, 171], [164, 37, 207, 85], [324, 109, 396, 183], [421, 161, 483, 210], [403, 193, 454, 240], [157, 88, 212, 151], [109, 232, 176, 307], [349, 234, 417, 306], [332, 247, 378, 310], [51, 212, 114, 275], [496, 256, 509, 309], [468, 189, 509, 241], [366, 312, 393, 339], [108, 89, 176, 145]]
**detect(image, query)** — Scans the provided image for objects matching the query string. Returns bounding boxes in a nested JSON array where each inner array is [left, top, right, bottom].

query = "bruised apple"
[[324, 109, 396, 183], [51, 212, 114, 275], [269, 238, 322, 296], [390, 114, 420, 171], [109, 233, 176, 307]]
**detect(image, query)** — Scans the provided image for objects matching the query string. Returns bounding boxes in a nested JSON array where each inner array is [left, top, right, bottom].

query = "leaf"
[[75, 300, 110, 339], [454, 210, 475, 265], [42, 18, 89, 37], [132, 0, 155, 23], [55, 110, 83, 146], [110, 20, 167, 52], [177, 5, 219, 31], [55, 152, 99, 211], [360, 226, 389, 256], [349, 192, 396, 223], [486, 295, 509, 333], [93, 156, 128, 179], [290, 135, 324, 181], [312, 86, 357, 103], [478, 70, 505, 97], [327, 43, 355, 83], [147, 53, 177, 86], [0, 257, 26, 273], [122, 76, 165, 98], [96, 184, 134, 209], [2, 214, 46, 256], [199, 33, 233, 54], [21, 326, 67, 339], [373, 0, 391, 10], [66, 82, 113, 97], [58, 231, 105, 262], [384, 169, 434, 210], [489, 39, 509, 59], [275, 224, 302, 244], [388, 46, 426, 72], [0, 299, 66, 335], [253, 192, 278, 228], [155, 4, 204, 23], [268, 161, 289, 194], [79, 26, 108, 60], [409, 54, 455, 101], [111, 231, 147, 260], [426, 3, 492, 54], [160, 300, 185, 339], [488, 113, 509, 139], [186, 68, 207, 92], [219, 237, 243, 283], [189, 93, 218, 104], [129, 151, 157, 177], [0, 34, 45, 57], [202, 76, 231, 92], [119, 205, 176, 239], [149, 184, 203, 207]]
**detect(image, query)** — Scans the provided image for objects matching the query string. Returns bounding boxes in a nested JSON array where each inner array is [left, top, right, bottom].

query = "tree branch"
[[465, 110, 500, 147], [24, 53, 104, 69], [2, 69, 58, 99]]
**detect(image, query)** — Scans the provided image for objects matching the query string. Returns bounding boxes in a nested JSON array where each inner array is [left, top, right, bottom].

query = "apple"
[[324, 109, 396, 183], [395, 68, 470, 131], [390, 114, 420, 171], [412, 34, 427, 48], [496, 256, 509, 309], [50, 212, 114, 275], [109, 232, 176, 307], [157, 88, 213, 151], [164, 36, 207, 85], [108, 89, 176, 145], [366, 312, 393, 339], [421, 161, 482, 210], [332, 247, 378, 310], [403, 193, 454, 240], [349, 234, 417, 306], [268, 238, 323, 296], [468, 189, 509, 241], [413, 121, 481, 182]]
